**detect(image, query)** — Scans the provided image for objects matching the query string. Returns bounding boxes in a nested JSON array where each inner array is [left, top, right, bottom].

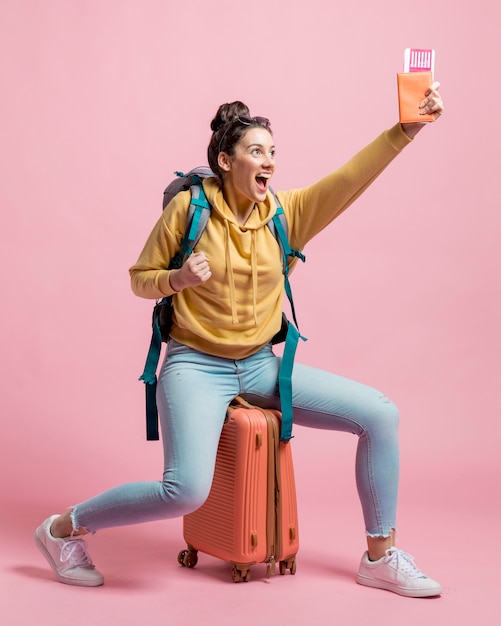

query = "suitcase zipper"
[[263, 410, 283, 577]]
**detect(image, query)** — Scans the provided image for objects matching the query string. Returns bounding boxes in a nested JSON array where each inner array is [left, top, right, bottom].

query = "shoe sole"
[[34, 528, 104, 587], [357, 573, 442, 598]]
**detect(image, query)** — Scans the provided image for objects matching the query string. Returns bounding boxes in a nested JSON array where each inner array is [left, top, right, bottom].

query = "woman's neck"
[[222, 187, 255, 225]]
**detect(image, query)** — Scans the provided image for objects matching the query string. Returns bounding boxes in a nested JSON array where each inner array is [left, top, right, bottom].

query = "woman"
[[35, 86, 444, 597]]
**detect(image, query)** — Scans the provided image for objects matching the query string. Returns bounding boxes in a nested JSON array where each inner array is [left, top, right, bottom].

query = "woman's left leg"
[[239, 348, 442, 597], [240, 353, 400, 540]]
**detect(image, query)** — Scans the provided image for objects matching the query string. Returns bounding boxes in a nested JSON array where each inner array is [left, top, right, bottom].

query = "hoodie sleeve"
[[129, 190, 191, 299], [277, 123, 412, 250]]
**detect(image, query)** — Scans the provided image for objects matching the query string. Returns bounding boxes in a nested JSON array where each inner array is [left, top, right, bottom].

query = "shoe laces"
[[60, 538, 95, 569], [384, 547, 426, 579]]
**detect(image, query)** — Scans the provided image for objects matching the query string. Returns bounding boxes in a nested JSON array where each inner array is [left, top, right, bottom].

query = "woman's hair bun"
[[210, 101, 250, 132]]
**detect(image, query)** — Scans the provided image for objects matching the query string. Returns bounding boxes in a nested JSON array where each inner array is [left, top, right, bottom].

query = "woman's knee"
[[378, 393, 400, 421], [363, 393, 400, 434], [159, 476, 211, 516]]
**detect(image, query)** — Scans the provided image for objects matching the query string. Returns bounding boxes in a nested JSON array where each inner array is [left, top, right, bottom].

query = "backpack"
[[139, 168, 306, 442]]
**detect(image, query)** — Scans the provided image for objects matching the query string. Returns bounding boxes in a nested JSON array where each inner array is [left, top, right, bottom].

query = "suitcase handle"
[[229, 396, 255, 410], [226, 396, 254, 420]]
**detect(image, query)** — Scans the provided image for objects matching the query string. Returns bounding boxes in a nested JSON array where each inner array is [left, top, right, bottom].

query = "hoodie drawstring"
[[223, 220, 259, 326], [224, 220, 239, 324], [250, 230, 258, 325]]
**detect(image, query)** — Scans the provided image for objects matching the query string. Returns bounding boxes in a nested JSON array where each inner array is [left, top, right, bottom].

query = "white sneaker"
[[357, 547, 442, 597], [34, 515, 104, 587]]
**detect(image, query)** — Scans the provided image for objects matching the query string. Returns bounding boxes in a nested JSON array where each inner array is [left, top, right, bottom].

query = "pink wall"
[[1, 1, 499, 515]]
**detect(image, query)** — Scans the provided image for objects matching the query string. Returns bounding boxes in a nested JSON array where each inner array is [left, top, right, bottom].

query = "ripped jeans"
[[72, 340, 399, 537]]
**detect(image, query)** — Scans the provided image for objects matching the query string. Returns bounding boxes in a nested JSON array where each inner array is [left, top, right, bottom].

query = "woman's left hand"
[[419, 81, 443, 119], [402, 81, 444, 138]]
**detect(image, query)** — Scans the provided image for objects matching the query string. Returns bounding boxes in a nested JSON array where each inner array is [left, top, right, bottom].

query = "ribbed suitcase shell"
[[178, 401, 299, 582]]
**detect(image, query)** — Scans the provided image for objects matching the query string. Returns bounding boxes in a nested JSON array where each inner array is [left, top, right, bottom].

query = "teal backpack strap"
[[180, 180, 211, 260], [139, 177, 211, 440], [271, 206, 305, 330], [268, 195, 307, 442], [139, 312, 163, 440], [279, 324, 303, 442]]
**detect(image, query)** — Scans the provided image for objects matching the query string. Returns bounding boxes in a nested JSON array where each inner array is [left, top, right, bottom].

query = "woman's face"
[[219, 126, 276, 209]]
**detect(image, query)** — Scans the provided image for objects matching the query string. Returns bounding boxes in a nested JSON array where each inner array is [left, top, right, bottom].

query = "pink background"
[[1, 1, 499, 624]]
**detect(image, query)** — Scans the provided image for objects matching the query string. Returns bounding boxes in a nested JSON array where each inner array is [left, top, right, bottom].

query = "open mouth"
[[256, 176, 269, 193]]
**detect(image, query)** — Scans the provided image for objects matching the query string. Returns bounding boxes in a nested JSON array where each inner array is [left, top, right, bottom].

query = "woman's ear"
[[218, 152, 231, 172]]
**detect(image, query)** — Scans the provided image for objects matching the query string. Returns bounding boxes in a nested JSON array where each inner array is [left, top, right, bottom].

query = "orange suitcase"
[[177, 398, 299, 582]]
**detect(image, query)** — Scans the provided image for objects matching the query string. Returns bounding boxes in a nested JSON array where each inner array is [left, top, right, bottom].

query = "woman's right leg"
[[35, 341, 239, 584], [70, 341, 238, 533]]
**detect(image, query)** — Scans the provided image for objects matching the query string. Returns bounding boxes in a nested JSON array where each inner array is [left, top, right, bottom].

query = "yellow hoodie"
[[129, 123, 412, 359]]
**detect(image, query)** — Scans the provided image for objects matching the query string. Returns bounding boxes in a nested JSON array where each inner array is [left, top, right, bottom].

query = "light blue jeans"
[[72, 340, 399, 537]]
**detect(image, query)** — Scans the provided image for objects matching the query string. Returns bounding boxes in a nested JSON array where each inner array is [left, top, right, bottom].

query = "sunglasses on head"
[[237, 115, 271, 128], [218, 115, 272, 154]]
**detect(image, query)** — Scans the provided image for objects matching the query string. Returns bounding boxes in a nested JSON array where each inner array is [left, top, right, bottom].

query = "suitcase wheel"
[[178, 549, 198, 568], [231, 565, 251, 583], [279, 558, 297, 575]]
